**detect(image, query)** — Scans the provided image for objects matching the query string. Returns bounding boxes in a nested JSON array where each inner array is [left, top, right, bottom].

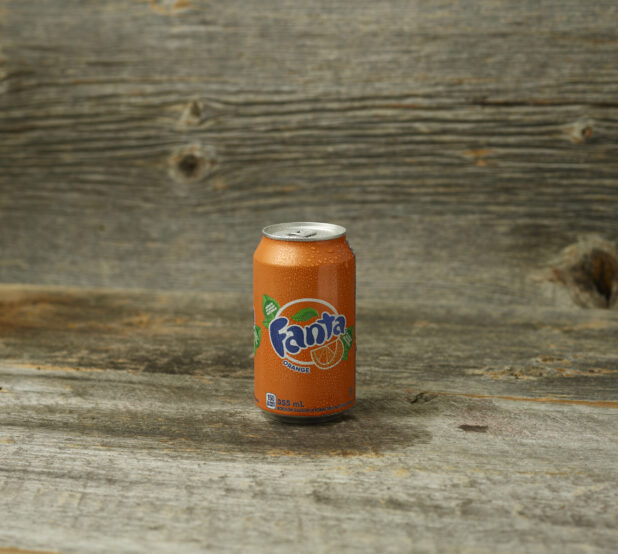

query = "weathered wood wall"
[[0, 0, 616, 307], [1, 2, 618, 553]]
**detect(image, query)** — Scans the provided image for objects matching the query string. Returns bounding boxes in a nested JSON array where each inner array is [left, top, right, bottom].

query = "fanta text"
[[270, 312, 346, 359]]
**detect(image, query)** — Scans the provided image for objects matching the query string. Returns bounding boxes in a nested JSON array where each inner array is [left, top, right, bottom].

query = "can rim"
[[262, 222, 346, 242]]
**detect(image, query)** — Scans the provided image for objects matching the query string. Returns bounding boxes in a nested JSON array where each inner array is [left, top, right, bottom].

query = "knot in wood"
[[573, 249, 616, 306], [552, 238, 617, 309], [566, 119, 594, 144], [168, 144, 217, 185], [181, 100, 204, 126]]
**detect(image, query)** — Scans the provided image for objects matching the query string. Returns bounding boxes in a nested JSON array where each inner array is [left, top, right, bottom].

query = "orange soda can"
[[253, 222, 356, 422]]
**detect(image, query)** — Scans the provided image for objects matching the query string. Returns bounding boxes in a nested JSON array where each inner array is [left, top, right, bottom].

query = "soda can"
[[253, 222, 356, 422]]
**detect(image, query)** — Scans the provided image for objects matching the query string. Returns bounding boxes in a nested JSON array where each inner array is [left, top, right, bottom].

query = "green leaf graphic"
[[262, 294, 280, 327], [254, 324, 261, 353], [291, 307, 319, 322], [340, 325, 354, 360]]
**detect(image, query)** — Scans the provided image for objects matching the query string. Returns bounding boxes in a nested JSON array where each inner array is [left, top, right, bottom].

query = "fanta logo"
[[271, 310, 346, 357], [260, 296, 354, 371]]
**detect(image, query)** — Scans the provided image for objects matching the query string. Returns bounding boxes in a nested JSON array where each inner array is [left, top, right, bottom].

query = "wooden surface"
[[1, 285, 617, 401], [1, 285, 617, 553], [1, 0, 618, 552], [0, 0, 617, 296], [2, 363, 618, 554]]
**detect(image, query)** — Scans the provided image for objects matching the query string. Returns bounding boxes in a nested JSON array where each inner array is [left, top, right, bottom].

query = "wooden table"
[[1, 1, 617, 552], [1, 284, 616, 552]]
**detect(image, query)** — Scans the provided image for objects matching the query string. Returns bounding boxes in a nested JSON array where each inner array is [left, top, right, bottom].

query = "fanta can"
[[253, 222, 355, 422]]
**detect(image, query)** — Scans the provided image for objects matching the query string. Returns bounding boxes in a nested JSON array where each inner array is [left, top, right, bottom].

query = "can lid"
[[262, 222, 346, 242]]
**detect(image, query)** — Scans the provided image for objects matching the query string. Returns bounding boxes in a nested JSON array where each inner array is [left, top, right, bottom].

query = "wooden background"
[[0, 0, 616, 300], [1, 1, 617, 553]]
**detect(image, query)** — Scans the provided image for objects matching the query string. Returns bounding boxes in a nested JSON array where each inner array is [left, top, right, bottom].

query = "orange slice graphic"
[[310, 339, 344, 369]]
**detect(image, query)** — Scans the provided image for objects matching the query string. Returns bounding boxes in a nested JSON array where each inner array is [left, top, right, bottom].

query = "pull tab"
[[287, 229, 317, 238]]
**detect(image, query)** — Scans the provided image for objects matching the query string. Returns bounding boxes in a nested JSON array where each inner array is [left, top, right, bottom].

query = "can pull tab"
[[287, 229, 317, 238]]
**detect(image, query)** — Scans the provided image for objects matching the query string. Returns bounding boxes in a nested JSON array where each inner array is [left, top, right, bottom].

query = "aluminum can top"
[[262, 221, 346, 242]]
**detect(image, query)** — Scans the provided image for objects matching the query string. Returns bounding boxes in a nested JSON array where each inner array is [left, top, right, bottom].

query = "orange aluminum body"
[[253, 222, 355, 420]]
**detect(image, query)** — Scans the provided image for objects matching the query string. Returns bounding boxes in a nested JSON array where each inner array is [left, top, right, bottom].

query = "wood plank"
[[1, 363, 617, 553], [2, 2, 617, 551], [1, 1, 617, 293], [0, 549, 59, 554], [1, 285, 616, 402]]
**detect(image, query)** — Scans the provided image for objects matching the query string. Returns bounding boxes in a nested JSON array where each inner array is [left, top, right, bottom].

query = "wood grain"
[[1, 1, 618, 551], [0, 284, 616, 551], [0, 1, 617, 299], [0, 285, 616, 401], [0, 549, 59, 554], [1, 363, 617, 553]]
